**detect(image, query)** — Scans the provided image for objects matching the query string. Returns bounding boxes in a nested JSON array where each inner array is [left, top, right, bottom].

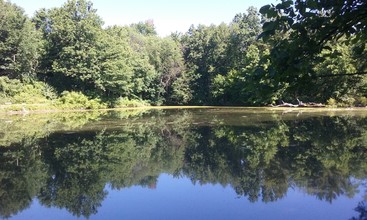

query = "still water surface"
[[0, 108, 366, 220]]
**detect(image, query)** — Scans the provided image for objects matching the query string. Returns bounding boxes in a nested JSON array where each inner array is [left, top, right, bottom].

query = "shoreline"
[[1, 104, 367, 116]]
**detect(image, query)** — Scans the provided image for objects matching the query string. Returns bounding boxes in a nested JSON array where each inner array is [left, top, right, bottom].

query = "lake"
[[0, 108, 366, 220]]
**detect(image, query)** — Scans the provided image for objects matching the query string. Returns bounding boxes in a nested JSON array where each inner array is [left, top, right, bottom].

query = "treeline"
[[0, 0, 366, 108]]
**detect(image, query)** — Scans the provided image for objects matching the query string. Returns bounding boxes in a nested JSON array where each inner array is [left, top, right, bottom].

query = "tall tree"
[[34, 0, 104, 93], [100, 26, 161, 102], [211, 7, 279, 105], [226, 7, 263, 70], [144, 36, 188, 104], [0, 0, 41, 79], [181, 24, 230, 104]]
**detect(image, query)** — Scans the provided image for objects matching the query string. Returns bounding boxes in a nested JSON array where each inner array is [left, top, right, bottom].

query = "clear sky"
[[8, 0, 277, 36]]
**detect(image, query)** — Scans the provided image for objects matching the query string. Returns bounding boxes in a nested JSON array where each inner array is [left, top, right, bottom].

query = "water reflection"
[[0, 109, 367, 219], [350, 201, 367, 220]]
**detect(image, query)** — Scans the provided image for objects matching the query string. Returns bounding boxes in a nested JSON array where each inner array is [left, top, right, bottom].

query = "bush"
[[56, 91, 107, 110], [354, 97, 367, 107], [338, 95, 355, 107], [0, 76, 57, 104], [113, 97, 150, 108], [327, 96, 367, 107], [326, 98, 337, 107]]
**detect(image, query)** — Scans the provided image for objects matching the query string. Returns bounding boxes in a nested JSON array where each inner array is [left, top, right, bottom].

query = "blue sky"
[[8, 0, 277, 36]]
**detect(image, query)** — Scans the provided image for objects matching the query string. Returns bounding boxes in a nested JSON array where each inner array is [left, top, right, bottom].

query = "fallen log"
[[271, 100, 325, 108], [276, 101, 299, 107]]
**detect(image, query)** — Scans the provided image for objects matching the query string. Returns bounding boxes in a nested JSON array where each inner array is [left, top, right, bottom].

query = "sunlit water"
[[1, 108, 366, 220]]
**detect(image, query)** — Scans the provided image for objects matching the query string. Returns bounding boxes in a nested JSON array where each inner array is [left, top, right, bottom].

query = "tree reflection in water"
[[0, 109, 366, 218], [350, 201, 367, 220]]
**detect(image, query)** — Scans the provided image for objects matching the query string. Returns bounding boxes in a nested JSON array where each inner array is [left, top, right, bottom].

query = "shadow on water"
[[0, 108, 367, 218]]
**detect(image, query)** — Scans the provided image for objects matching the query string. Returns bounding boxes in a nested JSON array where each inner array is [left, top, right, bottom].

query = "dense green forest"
[[0, 0, 366, 109]]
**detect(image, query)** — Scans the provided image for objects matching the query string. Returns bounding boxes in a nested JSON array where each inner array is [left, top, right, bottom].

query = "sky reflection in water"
[[12, 174, 363, 220]]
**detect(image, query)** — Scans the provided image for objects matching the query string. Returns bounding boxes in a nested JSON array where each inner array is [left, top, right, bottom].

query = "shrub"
[[326, 98, 337, 107], [0, 76, 57, 104], [338, 95, 355, 107], [113, 97, 150, 108], [354, 97, 367, 107], [327, 96, 367, 107], [56, 91, 107, 110]]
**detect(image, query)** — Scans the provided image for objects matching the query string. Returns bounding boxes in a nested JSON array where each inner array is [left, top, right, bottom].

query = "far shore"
[[1, 104, 367, 116]]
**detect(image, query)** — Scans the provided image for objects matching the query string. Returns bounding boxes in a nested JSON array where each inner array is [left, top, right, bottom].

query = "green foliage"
[[113, 97, 150, 108], [30, 0, 190, 106], [259, 0, 367, 45], [259, 0, 367, 104], [100, 25, 188, 105], [56, 91, 107, 109], [326, 98, 337, 107], [130, 20, 157, 36], [35, 0, 104, 93], [144, 36, 188, 104], [167, 72, 193, 105], [0, 76, 57, 105], [181, 23, 231, 104], [180, 7, 285, 106], [0, 0, 366, 108], [98, 26, 142, 98], [327, 96, 367, 107], [355, 97, 367, 107], [0, 0, 41, 79]]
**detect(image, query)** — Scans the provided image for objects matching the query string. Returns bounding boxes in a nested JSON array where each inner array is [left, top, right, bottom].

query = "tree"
[[181, 24, 230, 104], [258, 0, 367, 103], [122, 26, 163, 103], [310, 41, 365, 103], [130, 20, 157, 36], [226, 7, 263, 70], [98, 26, 143, 98], [211, 8, 282, 105], [103, 24, 191, 105], [34, 0, 104, 93], [0, 0, 41, 79], [144, 36, 188, 104]]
